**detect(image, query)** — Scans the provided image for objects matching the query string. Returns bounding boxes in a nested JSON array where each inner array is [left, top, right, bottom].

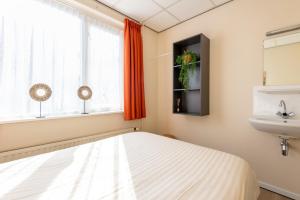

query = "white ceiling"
[[97, 0, 233, 32]]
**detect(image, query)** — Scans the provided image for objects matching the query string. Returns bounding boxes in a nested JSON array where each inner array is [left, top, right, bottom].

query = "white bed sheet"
[[0, 132, 259, 200]]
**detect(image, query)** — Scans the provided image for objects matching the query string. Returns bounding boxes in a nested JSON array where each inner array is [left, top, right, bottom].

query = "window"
[[0, 0, 123, 120]]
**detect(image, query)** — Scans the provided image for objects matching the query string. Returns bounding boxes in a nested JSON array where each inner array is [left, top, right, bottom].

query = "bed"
[[0, 132, 259, 200]]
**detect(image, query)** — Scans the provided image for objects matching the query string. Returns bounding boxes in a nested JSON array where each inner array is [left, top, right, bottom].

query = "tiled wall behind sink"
[[253, 86, 300, 119]]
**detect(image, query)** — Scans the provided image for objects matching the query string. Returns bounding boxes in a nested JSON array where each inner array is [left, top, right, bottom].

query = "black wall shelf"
[[172, 34, 210, 116]]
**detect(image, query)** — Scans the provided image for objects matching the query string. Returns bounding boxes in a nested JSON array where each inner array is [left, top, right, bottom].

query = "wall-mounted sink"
[[250, 86, 300, 156], [249, 116, 300, 138]]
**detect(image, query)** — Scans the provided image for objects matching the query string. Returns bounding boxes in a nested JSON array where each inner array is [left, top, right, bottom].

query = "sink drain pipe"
[[280, 137, 288, 156]]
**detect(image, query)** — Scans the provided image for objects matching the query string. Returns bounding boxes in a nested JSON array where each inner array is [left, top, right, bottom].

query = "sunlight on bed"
[[0, 136, 137, 200], [0, 152, 60, 198]]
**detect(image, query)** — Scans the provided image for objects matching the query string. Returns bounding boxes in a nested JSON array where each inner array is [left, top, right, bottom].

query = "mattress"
[[0, 132, 259, 200]]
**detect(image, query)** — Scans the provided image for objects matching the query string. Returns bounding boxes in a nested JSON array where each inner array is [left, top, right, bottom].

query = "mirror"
[[263, 32, 300, 85]]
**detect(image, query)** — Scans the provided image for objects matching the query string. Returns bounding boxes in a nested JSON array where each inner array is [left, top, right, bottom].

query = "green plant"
[[176, 50, 198, 90]]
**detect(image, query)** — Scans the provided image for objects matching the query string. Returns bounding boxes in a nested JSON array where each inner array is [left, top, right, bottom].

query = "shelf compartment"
[[173, 66, 200, 92], [173, 90, 201, 115]]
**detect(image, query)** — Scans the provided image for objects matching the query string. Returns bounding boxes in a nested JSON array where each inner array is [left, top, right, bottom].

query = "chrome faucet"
[[276, 100, 295, 119]]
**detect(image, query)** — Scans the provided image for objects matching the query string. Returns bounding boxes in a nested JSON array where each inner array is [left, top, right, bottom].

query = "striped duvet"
[[0, 132, 259, 200]]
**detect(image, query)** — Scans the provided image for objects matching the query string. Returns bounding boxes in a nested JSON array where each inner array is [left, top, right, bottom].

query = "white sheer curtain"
[[87, 19, 123, 113], [0, 0, 123, 120]]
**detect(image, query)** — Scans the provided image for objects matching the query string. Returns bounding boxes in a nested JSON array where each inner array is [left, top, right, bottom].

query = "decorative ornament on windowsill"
[[176, 50, 198, 90], [29, 83, 52, 118], [176, 98, 181, 113], [77, 85, 92, 114]]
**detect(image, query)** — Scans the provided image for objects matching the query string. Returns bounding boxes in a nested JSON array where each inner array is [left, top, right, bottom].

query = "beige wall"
[[156, 0, 300, 194], [142, 28, 159, 132], [0, 114, 140, 152], [0, 0, 158, 152]]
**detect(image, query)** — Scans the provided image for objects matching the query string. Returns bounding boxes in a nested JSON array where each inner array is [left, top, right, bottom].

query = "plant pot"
[[183, 54, 192, 65]]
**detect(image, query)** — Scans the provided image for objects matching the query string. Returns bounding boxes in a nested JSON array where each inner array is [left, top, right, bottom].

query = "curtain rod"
[[266, 24, 300, 37]]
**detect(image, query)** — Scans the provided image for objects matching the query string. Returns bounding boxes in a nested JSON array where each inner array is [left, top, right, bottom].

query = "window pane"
[[0, 0, 123, 120], [0, 0, 83, 119], [87, 21, 123, 112]]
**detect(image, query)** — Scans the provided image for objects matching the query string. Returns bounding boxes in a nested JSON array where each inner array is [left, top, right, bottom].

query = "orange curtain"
[[124, 18, 146, 120]]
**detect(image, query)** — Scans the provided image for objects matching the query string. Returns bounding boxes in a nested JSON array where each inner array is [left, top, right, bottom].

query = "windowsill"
[[0, 110, 123, 125]]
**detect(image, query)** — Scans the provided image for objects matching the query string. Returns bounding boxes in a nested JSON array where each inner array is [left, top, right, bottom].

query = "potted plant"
[[176, 50, 198, 90]]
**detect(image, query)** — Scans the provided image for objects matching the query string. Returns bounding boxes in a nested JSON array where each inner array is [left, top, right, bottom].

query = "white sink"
[[249, 116, 300, 138]]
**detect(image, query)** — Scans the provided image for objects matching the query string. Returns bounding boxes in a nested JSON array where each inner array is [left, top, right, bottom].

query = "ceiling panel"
[[167, 0, 214, 21], [96, 0, 120, 6], [114, 0, 161, 21], [152, 0, 180, 8], [144, 11, 179, 32], [96, 0, 233, 32], [211, 0, 231, 6]]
